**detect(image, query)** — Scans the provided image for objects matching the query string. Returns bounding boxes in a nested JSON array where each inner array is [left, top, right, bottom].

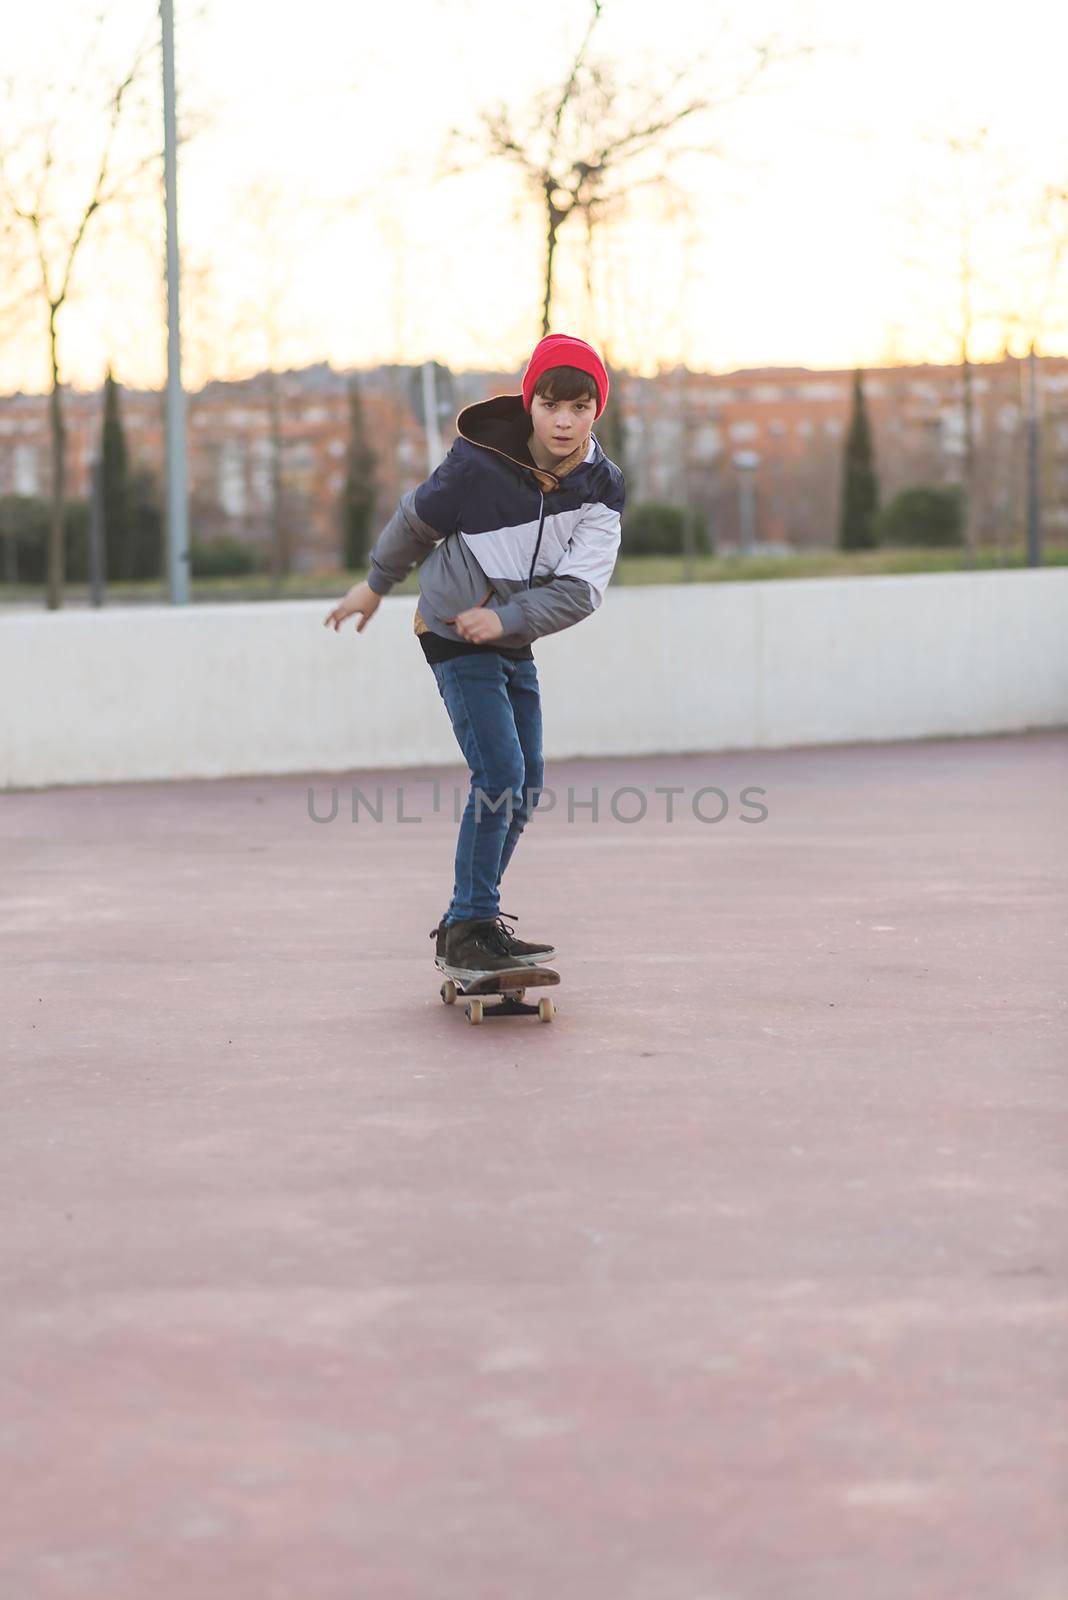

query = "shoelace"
[[492, 910, 521, 949], [428, 915, 523, 953]]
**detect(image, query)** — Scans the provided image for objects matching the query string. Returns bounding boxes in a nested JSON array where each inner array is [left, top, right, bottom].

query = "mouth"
[[552, 436, 572, 445]]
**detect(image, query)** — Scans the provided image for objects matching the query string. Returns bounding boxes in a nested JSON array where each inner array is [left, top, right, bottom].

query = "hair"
[[533, 365, 599, 405]]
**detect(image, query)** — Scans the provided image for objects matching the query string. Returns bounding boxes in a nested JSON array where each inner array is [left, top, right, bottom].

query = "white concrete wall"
[[2, 569, 1065, 790]]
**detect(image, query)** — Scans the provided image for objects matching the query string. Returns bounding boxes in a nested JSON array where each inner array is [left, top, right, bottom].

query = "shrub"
[[874, 485, 964, 547], [190, 537, 258, 577], [624, 501, 686, 556], [0, 495, 89, 584]]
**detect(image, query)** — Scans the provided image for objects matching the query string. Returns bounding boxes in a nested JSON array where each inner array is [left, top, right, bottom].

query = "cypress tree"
[[838, 367, 880, 550], [128, 467, 164, 580], [100, 367, 132, 580], [340, 373, 378, 571]]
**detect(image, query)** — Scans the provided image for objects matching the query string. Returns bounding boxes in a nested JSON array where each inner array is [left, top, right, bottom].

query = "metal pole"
[[739, 471, 754, 557], [161, 0, 189, 603], [1026, 341, 1041, 568], [678, 367, 694, 581], [421, 361, 442, 473], [734, 451, 759, 557], [88, 456, 105, 607]]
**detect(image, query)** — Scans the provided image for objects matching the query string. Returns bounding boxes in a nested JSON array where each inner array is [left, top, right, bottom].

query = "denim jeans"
[[430, 653, 544, 925]]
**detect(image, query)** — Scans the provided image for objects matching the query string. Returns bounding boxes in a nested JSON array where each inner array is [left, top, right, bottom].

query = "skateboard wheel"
[[538, 997, 555, 1023], [440, 979, 457, 1005], [466, 999, 484, 1025]]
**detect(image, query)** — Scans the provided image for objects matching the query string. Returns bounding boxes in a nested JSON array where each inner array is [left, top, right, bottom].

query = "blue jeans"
[[430, 653, 544, 925]]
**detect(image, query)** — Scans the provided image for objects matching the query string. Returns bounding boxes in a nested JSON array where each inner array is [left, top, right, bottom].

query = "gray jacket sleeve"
[[488, 494, 624, 646], [489, 575, 597, 646], [365, 441, 466, 596]]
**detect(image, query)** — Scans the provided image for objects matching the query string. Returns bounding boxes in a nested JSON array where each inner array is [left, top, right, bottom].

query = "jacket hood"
[[455, 392, 599, 493]]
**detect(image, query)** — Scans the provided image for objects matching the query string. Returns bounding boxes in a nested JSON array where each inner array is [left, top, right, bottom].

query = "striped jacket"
[[365, 392, 625, 648]]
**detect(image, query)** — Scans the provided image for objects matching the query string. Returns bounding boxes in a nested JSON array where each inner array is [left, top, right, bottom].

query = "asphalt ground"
[[3, 730, 1066, 1598]]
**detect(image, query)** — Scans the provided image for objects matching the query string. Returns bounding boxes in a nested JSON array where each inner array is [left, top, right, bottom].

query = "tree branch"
[[56, 34, 153, 307], [547, 0, 603, 167]]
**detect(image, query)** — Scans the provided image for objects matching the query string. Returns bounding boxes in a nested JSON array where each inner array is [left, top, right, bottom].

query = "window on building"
[[693, 423, 721, 459], [249, 439, 272, 506], [218, 439, 247, 516], [14, 444, 39, 496]]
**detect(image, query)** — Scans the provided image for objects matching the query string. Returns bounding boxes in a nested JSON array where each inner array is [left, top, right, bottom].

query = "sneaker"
[[443, 917, 530, 976], [492, 910, 555, 963], [428, 919, 449, 960]]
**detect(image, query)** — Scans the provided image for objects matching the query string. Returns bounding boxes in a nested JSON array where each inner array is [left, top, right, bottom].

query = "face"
[[530, 389, 596, 457]]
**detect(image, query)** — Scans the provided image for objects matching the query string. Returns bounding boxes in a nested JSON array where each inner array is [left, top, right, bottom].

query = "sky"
[[2, 0, 1067, 393]]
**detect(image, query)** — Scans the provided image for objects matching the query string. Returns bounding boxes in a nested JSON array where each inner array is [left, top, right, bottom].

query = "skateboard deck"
[[434, 959, 561, 1024]]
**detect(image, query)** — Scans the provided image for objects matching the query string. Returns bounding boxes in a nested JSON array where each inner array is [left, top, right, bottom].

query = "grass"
[[2, 542, 1065, 608], [611, 542, 1068, 586]]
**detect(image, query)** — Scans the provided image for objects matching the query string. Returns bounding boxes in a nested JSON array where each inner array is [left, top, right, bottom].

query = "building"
[[630, 357, 1068, 554], [1, 354, 1066, 576]]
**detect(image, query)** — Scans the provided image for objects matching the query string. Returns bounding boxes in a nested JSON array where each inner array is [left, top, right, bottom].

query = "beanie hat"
[[521, 333, 609, 420]]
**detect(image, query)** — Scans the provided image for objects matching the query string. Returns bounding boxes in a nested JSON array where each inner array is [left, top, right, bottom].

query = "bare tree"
[[441, 0, 807, 337], [944, 127, 993, 569], [896, 125, 1021, 567], [991, 181, 1068, 562], [0, 22, 159, 608], [945, 137, 1068, 565], [228, 177, 318, 591], [993, 181, 1068, 354]]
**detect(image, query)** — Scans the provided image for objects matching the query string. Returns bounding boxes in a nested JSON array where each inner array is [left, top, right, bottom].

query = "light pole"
[[161, 0, 189, 603], [421, 361, 443, 474], [1026, 340, 1042, 567], [733, 450, 760, 557], [87, 455, 105, 608]]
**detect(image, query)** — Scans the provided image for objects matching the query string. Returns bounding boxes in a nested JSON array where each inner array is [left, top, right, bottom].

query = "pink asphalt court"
[[3, 730, 1066, 1599]]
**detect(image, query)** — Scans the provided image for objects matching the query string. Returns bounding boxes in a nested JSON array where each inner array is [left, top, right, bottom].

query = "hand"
[[323, 581, 380, 634], [451, 606, 504, 644]]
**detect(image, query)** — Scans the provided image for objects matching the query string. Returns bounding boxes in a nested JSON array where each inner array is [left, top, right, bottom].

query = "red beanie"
[[521, 333, 609, 420]]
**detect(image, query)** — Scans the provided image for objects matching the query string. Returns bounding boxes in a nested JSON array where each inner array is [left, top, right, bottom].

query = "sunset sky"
[[2, 0, 1066, 393]]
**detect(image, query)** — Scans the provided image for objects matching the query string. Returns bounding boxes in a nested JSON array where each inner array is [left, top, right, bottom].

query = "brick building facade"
[[633, 359, 1068, 553], [2, 355, 1066, 574]]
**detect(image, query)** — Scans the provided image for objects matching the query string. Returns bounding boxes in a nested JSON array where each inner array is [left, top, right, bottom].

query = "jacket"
[[364, 392, 625, 649]]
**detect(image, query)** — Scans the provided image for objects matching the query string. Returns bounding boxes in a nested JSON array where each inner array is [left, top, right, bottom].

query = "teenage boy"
[[324, 333, 625, 977]]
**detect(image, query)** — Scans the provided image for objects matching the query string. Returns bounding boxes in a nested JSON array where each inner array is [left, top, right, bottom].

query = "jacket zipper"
[[528, 491, 546, 586]]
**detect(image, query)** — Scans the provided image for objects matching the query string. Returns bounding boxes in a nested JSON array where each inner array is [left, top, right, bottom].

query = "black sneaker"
[[443, 917, 529, 976], [493, 911, 556, 963], [428, 919, 449, 960]]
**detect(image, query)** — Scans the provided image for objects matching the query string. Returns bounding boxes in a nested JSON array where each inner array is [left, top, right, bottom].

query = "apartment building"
[[634, 358, 1068, 553], [1, 355, 1065, 572]]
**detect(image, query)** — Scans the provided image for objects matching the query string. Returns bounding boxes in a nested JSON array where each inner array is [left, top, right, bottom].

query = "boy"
[[324, 333, 625, 978]]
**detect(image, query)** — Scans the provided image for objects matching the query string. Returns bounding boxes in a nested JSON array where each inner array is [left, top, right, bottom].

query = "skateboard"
[[435, 960, 561, 1025]]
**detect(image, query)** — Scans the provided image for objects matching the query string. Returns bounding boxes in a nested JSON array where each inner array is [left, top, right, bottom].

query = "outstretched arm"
[[366, 440, 468, 595]]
